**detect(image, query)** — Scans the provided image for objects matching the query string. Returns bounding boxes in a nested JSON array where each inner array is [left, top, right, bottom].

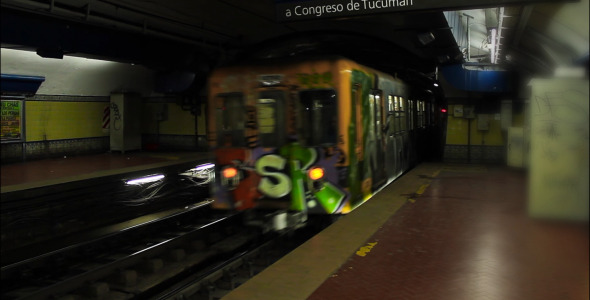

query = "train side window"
[[416, 100, 423, 128], [387, 95, 395, 135], [424, 102, 429, 126], [408, 99, 414, 131], [353, 85, 363, 151], [394, 96, 400, 134], [426, 102, 431, 126], [415, 101, 418, 129], [257, 91, 286, 147], [420, 101, 426, 127], [379, 92, 385, 131], [215, 93, 245, 147], [414, 100, 418, 130], [399, 97, 406, 132], [371, 90, 383, 137], [429, 102, 434, 126], [297, 89, 338, 146]]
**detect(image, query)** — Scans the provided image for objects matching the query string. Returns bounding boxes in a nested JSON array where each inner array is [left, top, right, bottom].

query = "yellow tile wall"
[[26, 101, 108, 141], [445, 104, 505, 146], [141, 103, 205, 135]]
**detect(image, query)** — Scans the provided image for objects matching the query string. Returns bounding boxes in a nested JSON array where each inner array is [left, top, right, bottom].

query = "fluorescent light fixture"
[[434, 83, 439, 87], [125, 174, 165, 185], [194, 163, 215, 171], [490, 28, 497, 64]]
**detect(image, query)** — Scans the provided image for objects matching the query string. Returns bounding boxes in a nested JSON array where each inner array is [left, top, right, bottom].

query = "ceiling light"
[[417, 32, 436, 45]]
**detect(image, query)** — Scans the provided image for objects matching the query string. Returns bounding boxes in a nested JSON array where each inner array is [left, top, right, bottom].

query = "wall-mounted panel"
[[528, 78, 588, 221]]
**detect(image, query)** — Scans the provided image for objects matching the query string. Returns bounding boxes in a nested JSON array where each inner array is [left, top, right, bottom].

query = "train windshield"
[[297, 89, 338, 146], [257, 90, 286, 147], [215, 93, 245, 147]]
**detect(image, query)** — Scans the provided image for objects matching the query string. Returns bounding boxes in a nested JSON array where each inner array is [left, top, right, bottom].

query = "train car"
[[206, 56, 444, 230]]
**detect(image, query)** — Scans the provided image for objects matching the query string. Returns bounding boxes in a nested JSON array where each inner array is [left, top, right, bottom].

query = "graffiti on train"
[[254, 144, 347, 213]]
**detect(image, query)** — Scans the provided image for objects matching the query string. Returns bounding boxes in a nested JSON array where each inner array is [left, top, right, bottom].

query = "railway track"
[[1, 198, 328, 300], [1, 199, 246, 300]]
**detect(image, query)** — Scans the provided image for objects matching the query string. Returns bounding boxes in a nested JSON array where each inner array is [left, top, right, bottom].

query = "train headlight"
[[222, 167, 238, 179], [308, 167, 325, 181], [221, 166, 241, 190]]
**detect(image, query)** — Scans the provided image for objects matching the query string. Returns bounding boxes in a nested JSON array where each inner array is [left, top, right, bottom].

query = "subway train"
[[206, 56, 446, 230]]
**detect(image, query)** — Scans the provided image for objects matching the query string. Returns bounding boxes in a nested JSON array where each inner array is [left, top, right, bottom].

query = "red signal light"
[[441, 108, 447, 113], [308, 167, 325, 181]]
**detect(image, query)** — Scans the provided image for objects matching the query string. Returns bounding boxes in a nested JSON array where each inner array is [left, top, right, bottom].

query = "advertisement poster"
[[1, 100, 23, 141]]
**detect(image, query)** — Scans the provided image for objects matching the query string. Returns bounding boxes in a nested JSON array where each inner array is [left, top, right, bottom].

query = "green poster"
[[1, 100, 22, 140]]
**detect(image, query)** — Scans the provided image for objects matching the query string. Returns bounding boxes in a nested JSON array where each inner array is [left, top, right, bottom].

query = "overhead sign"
[[275, 0, 578, 21]]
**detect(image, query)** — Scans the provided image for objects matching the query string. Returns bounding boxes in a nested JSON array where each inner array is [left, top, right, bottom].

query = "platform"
[[1, 151, 213, 193], [223, 163, 589, 300], [1, 151, 215, 268]]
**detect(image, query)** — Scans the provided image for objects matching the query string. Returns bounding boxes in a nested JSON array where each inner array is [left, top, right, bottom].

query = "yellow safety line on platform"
[[356, 242, 378, 257], [416, 184, 430, 195], [408, 167, 441, 203], [223, 163, 444, 300]]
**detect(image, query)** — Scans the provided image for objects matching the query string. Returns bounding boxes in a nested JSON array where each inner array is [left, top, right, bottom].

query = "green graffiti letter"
[[256, 155, 292, 198]]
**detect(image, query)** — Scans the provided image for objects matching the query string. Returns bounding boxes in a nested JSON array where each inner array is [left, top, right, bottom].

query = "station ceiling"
[[1, 0, 588, 92]]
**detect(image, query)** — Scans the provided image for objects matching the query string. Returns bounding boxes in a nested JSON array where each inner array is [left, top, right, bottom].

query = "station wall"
[[438, 67, 530, 165], [1, 49, 205, 164]]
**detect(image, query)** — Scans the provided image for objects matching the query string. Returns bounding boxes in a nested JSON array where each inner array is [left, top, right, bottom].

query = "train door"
[[407, 99, 415, 166], [393, 96, 403, 177], [351, 84, 364, 202], [399, 97, 409, 172], [417, 100, 426, 163], [369, 90, 386, 189], [385, 95, 396, 181]]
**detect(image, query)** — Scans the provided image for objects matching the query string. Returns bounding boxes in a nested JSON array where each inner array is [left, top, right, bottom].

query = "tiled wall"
[[2, 137, 110, 163], [444, 145, 505, 164], [26, 95, 109, 141], [140, 97, 206, 151], [1, 142, 23, 163], [141, 97, 206, 136], [2, 95, 206, 164], [442, 102, 515, 165], [2, 95, 111, 163]]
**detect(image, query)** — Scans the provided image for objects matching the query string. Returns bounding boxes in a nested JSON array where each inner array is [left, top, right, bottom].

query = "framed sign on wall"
[[1, 98, 24, 142]]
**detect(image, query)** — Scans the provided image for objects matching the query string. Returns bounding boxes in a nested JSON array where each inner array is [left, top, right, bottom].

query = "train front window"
[[257, 91, 286, 147], [215, 93, 245, 147], [297, 89, 338, 146]]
